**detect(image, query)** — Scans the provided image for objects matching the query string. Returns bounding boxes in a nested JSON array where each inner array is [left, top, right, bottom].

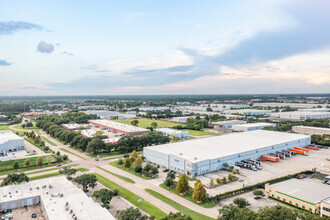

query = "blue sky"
[[0, 0, 329, 95]]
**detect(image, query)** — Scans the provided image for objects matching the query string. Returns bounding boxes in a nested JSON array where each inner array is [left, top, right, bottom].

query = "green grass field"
[[182, 129, 218, 136], [97, 166, 135, 183], [109, 160, 152, 180], [14, 124, 39, 130], [29, 171, 61, 181], [116, 118, 181, 128], [87, 151, 122, 158], [60, 148, 86, 160], [94, 173, 167, 219], [160, 183, 218, 208], [0, 161, 66, 176], [25, 137, 53, 153], [145, 189, 215, 220], [41, 136, 57, 146], [0, 125, 11, 130], [0, 155, 55, 168]]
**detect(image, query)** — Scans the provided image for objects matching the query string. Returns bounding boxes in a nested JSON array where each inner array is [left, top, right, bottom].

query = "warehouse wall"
[[143, 148, 169, 168], [0, 138, 25, 154]]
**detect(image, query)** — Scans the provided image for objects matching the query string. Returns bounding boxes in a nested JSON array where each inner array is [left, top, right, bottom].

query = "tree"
[[216, 178, 221, 185], [232, 170, 238, 175], [161, 212, 192, 220], [118, 159, 124, 166], [92, 189, 114, 208], [228, 174, 234, 181], [167, 172, 175, 179], [210, 178, 215, 188], [222, 177, 227, 183], [194, 179, 201, 187], [151, 122, 158, 129], [74, 174, 97, 192], [131, 150, 139, 158], [233, 198, 249, 208], [134, 157, 143, 167], [164, 177, 174, 188], [135, 165, 142, 173], [86, 138, 105, 154], [218, 204, 257, 220], [116, 207, 148, 220], [59, 167, 77, 180], [176, 175, 189, 194], [36, 157, 43, 166], [222, 163, 229, 168], [192, 182, 206, 202], [92, 130, 106, 139], [131, 119, 139, 127], [13, 161, 20, 169], [253, 189, 264, 196], [1, 173, 29, 186], [143, 163, 151, 172], [24, 158, 31, 167], [151, 166, 159, 175], [124, 158, 131, 169]]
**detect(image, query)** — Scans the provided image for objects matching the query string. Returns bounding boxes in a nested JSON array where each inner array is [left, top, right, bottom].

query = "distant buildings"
[[0, 130, 25, 154], [265, 179, 330, 216], [270, 111, 330, 120], [224, 109, 273, 116], [82, 110, 136, 119], [210, 120, 246, 128], [292, 126, 330, 136], [88, 120, 149, 136], [155, 128, 189, 139], [231, 122, 276, 132], [0, 176, 115, 220], [169, 117, 193, 123]]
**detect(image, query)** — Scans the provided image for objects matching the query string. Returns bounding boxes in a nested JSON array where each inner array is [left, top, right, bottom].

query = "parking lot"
[[201, 148, 330, 196]]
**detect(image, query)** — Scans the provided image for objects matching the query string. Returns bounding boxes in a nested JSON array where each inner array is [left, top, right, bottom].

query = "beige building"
[[321, 198, 330, 217], [292, 126, 330, 136], [265, 179, 330, 214]]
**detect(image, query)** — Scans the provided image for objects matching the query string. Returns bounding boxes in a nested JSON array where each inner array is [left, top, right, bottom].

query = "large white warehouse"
[[232, 122, 276, 132], [270, 111, 330, 120], [0, 130, 25, 154], [155, 128, 189, 139], [144, 130, 310, 177]]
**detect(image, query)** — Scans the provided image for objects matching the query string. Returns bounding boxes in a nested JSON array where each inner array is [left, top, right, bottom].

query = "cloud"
[[37, 41, 54, 53], [0, 21, 44, 35], [62, 51, 74, 56], [0, 59, 12, 66]]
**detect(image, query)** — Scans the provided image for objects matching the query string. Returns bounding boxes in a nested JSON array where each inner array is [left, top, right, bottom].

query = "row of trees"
[[116, 208, 192, 220], [264, 119, 330, 132], [37, 112, 99, 125], [311, 134, 330, 146]]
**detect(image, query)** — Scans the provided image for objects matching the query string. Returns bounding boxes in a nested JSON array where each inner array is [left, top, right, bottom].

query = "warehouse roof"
[[0, 130, 24, 145], [269, 179, 330, 204], [89, 120, 149, 133], [144, 130, 310, 162], [0, 176, 114, 220], [271, 111, 330, 116], [233, 122, 275, 128], [293, 125, 330, 131]]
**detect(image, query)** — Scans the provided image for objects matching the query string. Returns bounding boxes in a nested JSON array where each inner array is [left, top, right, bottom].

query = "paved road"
[[9, 124, 218, 218]]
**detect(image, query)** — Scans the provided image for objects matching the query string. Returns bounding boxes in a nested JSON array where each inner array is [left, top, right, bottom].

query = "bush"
[[233, 197, 249, 208], [114, 189, 119, 196], [117, 159, 124, 166], [253, 189, 264, 196], [150, 166, 159, 175], [167, 172, 175, 179], [143, 163, 151, 172], [135, 165, 142, 173], [123, 154, 129, 158]]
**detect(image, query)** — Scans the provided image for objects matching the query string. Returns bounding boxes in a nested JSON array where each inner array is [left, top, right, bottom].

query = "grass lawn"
[[26, 164, 75, 175], [0, 155, 55, 168], [87, 151, 122, 158], [116, 118, 181, 128], [160, 183, 218, 208], [60, 148, 86, 160], [29, 171, 61, 181], [14, 124, 39, 130], [109, 161, 152, 180], [145, 189, 215, 220], [94, 173, 167, 219], [182, 129, 218, 136], [0, 125, 11, 130], [41, 136, 57, 146], [97, 166, 135, 183], [0, 161, 65, 176]]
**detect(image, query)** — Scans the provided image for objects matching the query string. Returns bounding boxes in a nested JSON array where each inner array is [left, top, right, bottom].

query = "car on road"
[[56, 164, 62, 167], [95, 158, 99, 161], [163, 169, 169, 172]]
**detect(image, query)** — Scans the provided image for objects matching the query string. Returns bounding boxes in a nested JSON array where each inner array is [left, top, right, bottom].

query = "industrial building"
[[298, 108, 329, 112], [224, 109, 273, 116], [83, 110, 136, 119], [169, 116, 193, 123], [61, 123, 89, 131], [0, 130, 25, 154], [143, 130, 310, 177], [292, 126, 330, 136], [88, 120, 149, 136], [265, 179, 330, 215], [0, 176, 114, 220], [270, 111, 330, 120], [155, 128, 189, 139], [211, 120, 246, 128], [321, 198, 330, 217], [207, 127, 232, 134], [232, 122, 276, 132]]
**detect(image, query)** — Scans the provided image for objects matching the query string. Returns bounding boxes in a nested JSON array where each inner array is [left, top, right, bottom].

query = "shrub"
[[233, 197, 249, 208], [135, 165, 142, 173], [150, 166, 158, 175], [228, 174, 234, 181], [114, 189, 119, 196], [117, 159, 124, 166], [216, 178, 221, 185], [143, 163, 151, 172], [167, 172, 175, 179], [253, 189, 264, 196]]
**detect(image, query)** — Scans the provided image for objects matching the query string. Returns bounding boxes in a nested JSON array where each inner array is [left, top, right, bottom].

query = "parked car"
[[163, 169, 169, 172], [56, 164, 62, 167]]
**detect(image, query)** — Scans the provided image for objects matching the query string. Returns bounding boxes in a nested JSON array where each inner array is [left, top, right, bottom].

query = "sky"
[[0, 0, 329, 95]]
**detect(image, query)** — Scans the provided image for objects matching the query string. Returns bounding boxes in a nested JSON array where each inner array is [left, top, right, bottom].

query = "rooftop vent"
[[179, 153, 183, 155], [194, 157, 198, 160]]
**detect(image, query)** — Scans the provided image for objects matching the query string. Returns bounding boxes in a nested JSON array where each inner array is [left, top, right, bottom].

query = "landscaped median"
[[60, 148, 87, 160], [145, 189, 215, 220], [96, 166, 135, 183], [41, 136, 57, 146], [109, 160, 152, 180], [94, 173, 167, 219]]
